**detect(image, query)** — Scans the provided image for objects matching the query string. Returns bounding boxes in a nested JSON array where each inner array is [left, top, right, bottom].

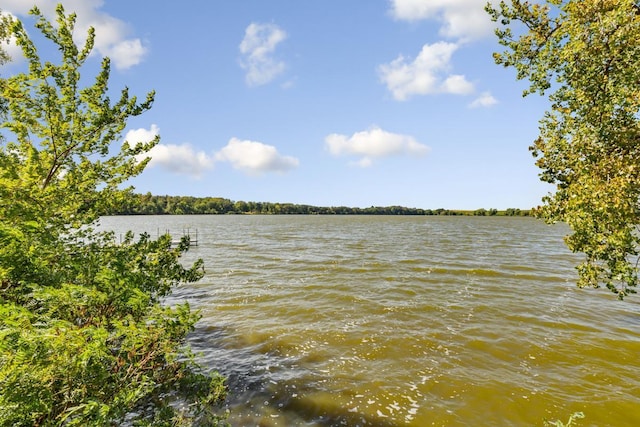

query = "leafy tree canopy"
[[487, 0, 640, 299], [0, 5, 226, 425]]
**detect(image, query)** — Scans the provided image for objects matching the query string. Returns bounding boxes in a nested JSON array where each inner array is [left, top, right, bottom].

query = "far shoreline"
[[110, 193, 533, 217]]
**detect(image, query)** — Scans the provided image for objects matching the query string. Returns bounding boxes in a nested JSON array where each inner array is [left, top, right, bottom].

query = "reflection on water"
[[99, 215, 640, 426]]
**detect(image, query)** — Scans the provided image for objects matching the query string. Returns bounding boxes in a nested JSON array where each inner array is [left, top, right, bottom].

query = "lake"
[[99, 215, 640, 426]]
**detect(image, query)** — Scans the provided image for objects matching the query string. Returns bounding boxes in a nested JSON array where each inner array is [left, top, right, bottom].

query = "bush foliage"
[[488, 0, 640, 298], [0, 5, 226, 426]]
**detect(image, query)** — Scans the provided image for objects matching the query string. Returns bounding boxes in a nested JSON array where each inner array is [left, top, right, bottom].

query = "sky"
[[1, 0, 554, 210]]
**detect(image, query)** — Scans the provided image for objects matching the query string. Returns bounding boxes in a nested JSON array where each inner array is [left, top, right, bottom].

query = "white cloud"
[[378, 41, 474, 101], [0, 0, 44, 16], [325, 126, 429, 167], [127, 125, 214, 178], [0, 12, 23, 63], [94, 29, 147, 70], [126, 124, 160, 148], [469, 91, 498, 108], [145, 144, 214, 178], [442, 74, 475, 95], [215, 138, 299, 175], [2, 0, 147, 70], [389, 0, 495, 41], [239, 22, 287, 86]]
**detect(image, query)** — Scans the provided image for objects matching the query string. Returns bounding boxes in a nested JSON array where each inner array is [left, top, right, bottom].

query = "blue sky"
[[2, 0, 553, 209]]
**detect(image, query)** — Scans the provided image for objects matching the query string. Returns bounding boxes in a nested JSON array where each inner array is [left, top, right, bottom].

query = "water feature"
[[98, 215, 640, 426]]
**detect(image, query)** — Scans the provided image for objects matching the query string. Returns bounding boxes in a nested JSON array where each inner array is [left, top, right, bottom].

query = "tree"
[[487, 0, 640, 299], [0, 5, 226, 426], [0, 10, 10, 121]]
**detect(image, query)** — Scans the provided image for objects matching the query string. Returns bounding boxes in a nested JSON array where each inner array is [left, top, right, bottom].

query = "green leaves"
[[0, 225, 218, 425], [488, 0, 640, 298], [0, 4, 226, 425], [0, 296, 224, 426], [1, 5, 156, 231]]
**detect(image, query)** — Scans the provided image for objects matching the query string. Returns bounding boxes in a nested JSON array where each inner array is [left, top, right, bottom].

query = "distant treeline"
[[110, 193, 532, 217]]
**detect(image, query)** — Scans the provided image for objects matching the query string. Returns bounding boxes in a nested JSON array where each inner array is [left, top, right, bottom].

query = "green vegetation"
[[112, 193, 532, 216], [0, 5, 226, 426], [487, 0, 640, 298]]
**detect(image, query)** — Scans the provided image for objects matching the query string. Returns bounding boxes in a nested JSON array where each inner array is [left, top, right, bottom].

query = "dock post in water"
[[160, 228, 199, 247]]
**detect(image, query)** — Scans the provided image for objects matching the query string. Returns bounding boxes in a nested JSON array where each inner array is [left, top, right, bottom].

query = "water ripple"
[[99, 215, 640, 426]]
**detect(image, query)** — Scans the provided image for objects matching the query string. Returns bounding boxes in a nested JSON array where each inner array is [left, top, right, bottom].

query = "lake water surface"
[[99, 215, 640, 426]]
